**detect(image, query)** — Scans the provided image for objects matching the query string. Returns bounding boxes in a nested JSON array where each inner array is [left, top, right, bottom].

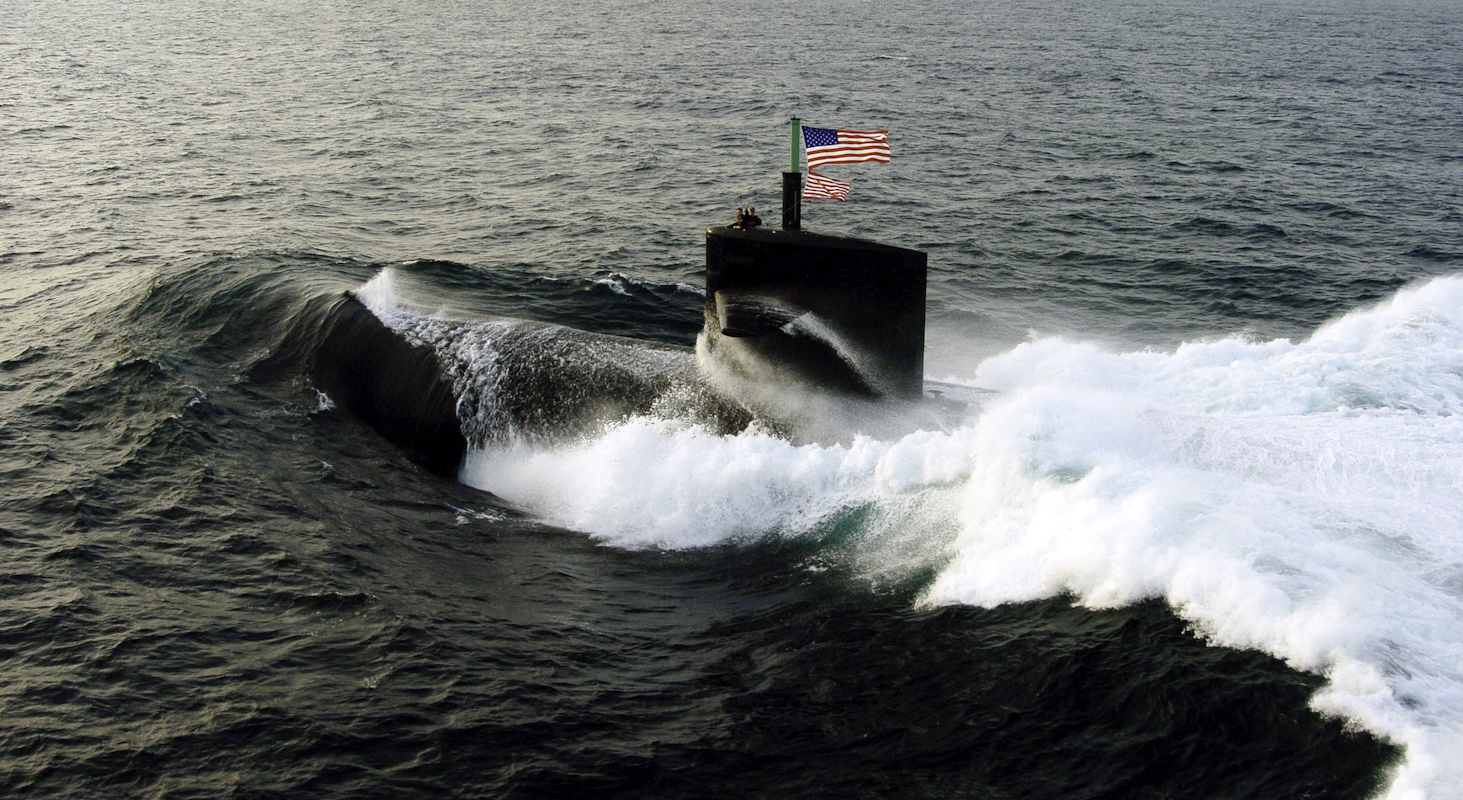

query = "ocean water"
[[3, 0, 1462, 797]]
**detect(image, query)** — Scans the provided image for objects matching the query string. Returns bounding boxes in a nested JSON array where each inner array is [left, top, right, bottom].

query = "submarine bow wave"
[[439, 274, 1463, 800], [286, 265, 1457, 798]]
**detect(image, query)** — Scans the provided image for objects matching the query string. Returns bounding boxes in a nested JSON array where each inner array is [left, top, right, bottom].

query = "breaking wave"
[[445, 274, 1463, 800]]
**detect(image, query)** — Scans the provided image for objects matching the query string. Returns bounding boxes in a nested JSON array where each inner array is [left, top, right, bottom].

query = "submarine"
[[304, 123, 931, 477]]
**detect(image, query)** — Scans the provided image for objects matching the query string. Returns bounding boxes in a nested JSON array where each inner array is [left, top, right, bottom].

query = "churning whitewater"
[[10, 0, 1460, 794], [362, 271, 1463, 799]]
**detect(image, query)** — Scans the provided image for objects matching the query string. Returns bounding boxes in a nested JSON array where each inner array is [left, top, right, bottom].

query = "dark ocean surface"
[[3, 0, 1462, 797]]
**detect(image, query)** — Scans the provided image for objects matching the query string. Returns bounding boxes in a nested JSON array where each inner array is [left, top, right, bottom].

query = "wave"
[[132, 257, 1461, 799], [351, 268, 752, 450], [130, 257, 1453, 795], [116, 255, 726, 477], [450, 273, 1463, 800]]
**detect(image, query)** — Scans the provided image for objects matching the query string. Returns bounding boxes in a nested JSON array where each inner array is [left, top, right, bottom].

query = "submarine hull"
[[306, 293, 752, 478], [310, 294, 467, 477]]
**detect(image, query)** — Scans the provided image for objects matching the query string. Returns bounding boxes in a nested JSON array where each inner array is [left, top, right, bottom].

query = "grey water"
[[3, 0, 1461, 797]]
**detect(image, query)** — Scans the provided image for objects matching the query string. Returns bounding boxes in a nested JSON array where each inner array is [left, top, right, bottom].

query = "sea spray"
[[928, 276, 1463, 800], [462, 420, 978, 550], [461, 275, 1463, 799]]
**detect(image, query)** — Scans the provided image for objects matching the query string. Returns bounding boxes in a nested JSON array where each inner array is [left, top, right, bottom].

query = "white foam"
[[462, 420, 978, 550], [453, 274, 1463, 798], [594, 274, 632, 296], [926, 276, 1463, 799], [353, 266, 404, 318]]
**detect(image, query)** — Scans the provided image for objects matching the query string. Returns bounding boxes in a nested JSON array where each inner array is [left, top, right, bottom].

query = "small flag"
[[801, 127, 890, 169], [803, 171, 851, 202]]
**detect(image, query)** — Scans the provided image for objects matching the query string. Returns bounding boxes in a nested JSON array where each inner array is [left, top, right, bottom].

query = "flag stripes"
[[802, 171, 851, 201], [801, 127, 891, 169]]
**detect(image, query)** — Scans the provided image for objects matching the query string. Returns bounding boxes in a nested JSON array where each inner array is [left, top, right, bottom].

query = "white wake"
[[366, 266, 1463, 799]]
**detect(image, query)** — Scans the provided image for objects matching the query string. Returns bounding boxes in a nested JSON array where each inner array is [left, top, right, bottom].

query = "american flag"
[[802, 171, 851, 201], [801, 126, 891, 169]]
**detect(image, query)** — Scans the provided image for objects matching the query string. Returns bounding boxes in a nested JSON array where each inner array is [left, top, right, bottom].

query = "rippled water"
[[4, 0, 1462, 797]]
